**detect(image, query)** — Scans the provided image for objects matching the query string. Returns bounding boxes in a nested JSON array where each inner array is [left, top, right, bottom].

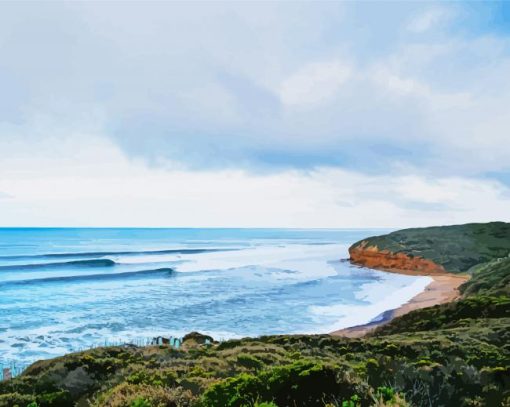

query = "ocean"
[[0, 228, 431, 367]]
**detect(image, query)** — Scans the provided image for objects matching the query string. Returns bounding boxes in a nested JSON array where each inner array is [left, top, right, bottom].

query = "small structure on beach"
[[150, 332, 214, 349], [151, 336, 182, 348], [152, 336, 171, 346]]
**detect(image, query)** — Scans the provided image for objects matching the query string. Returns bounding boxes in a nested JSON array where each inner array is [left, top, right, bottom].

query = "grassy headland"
[[348, 221, 510, 273], [1, 223, 509, 407]]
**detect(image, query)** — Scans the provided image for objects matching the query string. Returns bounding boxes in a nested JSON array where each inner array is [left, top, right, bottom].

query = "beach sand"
[[330, 269, 469, 338]]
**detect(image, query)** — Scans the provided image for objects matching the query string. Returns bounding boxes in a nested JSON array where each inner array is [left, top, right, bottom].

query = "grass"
[[349, 222, 510, 272]]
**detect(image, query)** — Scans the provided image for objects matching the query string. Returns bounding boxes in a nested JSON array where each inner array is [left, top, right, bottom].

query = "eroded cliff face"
[[349, 241, 446, 274]]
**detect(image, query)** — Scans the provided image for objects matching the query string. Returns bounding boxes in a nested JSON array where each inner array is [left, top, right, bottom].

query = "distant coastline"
[[328, 223, 510, 337]]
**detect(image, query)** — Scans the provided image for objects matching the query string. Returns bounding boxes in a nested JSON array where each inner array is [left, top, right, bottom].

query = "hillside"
[[1, 223, 509, 407], [349, 222, 510, 273], [368, 255, 510, 330]]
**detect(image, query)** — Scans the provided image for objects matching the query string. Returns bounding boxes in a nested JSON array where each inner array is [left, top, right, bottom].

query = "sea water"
[[0, 228, 431, 366]]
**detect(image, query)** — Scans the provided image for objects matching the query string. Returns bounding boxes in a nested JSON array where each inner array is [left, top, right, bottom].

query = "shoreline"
[[330, 267, 469, 338]]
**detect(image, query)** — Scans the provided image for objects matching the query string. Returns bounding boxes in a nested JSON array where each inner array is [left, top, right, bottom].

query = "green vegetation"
[[1, 222, 509, 406], [1, 321, 508, 406], [461, 257, 510, 297], [350, 222, 510, 272]]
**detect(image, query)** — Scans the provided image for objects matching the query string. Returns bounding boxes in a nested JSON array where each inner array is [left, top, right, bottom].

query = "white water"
[[0, 228, 429, 366]]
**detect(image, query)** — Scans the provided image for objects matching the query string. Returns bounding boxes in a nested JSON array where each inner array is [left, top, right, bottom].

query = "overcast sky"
[[0, 1, 509, 227]]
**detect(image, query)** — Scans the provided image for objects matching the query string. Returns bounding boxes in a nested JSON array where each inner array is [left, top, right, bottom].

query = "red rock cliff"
[[349, 241, 446, 274]]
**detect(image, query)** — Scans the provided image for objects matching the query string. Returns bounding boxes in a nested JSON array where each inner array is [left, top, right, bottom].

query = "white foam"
[[174, 243, 345, 276], [309, 275, 432, 332], [0, 237, 436, 366]]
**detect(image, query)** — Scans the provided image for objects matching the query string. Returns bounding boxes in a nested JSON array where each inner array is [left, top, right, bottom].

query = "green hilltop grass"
[[1, 223, 509, 407], [350, 222, 510, 272], [461, 257, 510, 297]]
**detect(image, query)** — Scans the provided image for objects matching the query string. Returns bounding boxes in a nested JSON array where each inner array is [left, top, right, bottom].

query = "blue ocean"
[[0, 228, 431, 366]]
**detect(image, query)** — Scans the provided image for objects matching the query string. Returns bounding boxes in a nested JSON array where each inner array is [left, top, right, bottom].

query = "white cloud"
[[0, 1, 510, 227], [0, 1, 509, 177], [278, 61, 352, 108], [371, 67, 473, 109], [0, 135, 508, 227], [407, 8, 452, 33]]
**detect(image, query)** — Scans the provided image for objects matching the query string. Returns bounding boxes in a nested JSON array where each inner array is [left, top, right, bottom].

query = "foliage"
[[373, 295, 510, 335], [201, 360, 369, 406], [1, 321, 508, 407], [130, 398, 151, 407], [461, 257, 510, 296], [350, 222, 510, 272], [92, 383, 193, 407]]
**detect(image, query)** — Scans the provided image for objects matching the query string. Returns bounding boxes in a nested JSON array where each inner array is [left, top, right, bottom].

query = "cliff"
[[348, 222, 510, 273], [349, 240, 446, 274]]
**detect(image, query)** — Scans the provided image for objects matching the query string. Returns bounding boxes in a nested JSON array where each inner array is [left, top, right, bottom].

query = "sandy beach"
[[330, 268, 469, 338]]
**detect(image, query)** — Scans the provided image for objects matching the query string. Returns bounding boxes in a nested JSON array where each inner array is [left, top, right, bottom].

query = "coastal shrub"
[[383, 357, 510, 407], [130, 398, 151, 407], [0, 392, 35, 407], [2, 325, 509, 407], [93, 383, 194, 407], [187, 365, 218, 379], [126, 369, 177, 387], [36, 391, 72, 407], [201, 360, 369, 407], [371, 393, 409, 407], [236, 354, 263, 370], [192, 356, 229, 377], [375, 387, 395, 402], [373, 295, 510, 335], [259, 361, 341, 405], [64, 353, 125, 378], [363, 358, 384, 388], [461, 258, 510, 297], [178, 376, 214, 396], [200, 372, 263, 406], [340, 394, 360, 407]]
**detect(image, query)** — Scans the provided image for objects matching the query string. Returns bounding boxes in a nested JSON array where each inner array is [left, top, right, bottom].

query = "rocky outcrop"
[[349, 241, 446, 274], [181, 332, 214, 348]]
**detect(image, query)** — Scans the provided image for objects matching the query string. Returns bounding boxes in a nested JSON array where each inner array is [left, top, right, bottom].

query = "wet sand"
[[330, 269, 469, 338]]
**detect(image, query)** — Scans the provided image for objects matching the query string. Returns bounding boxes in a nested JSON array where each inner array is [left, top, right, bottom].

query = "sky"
[[0, 1, 509, 228]]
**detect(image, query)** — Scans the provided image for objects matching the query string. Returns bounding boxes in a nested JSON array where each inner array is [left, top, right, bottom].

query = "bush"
[[236, 354, 263, 370], [201, 360, 368, 407], [36, 391, 72, 407], [375, 387, 395, 402], [126, 369, 177, 387], [93, 383, 194, 407], [0, 393, 35, 407], [130, 398, 151, 407]]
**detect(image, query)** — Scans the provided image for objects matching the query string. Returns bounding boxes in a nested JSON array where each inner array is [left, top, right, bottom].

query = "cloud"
[[0, 1, 510, 226], [278, 61, 352, 107], [0, 1, 508, 179], [407, 7, 453, 33], [0, 135, 508, 227]]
